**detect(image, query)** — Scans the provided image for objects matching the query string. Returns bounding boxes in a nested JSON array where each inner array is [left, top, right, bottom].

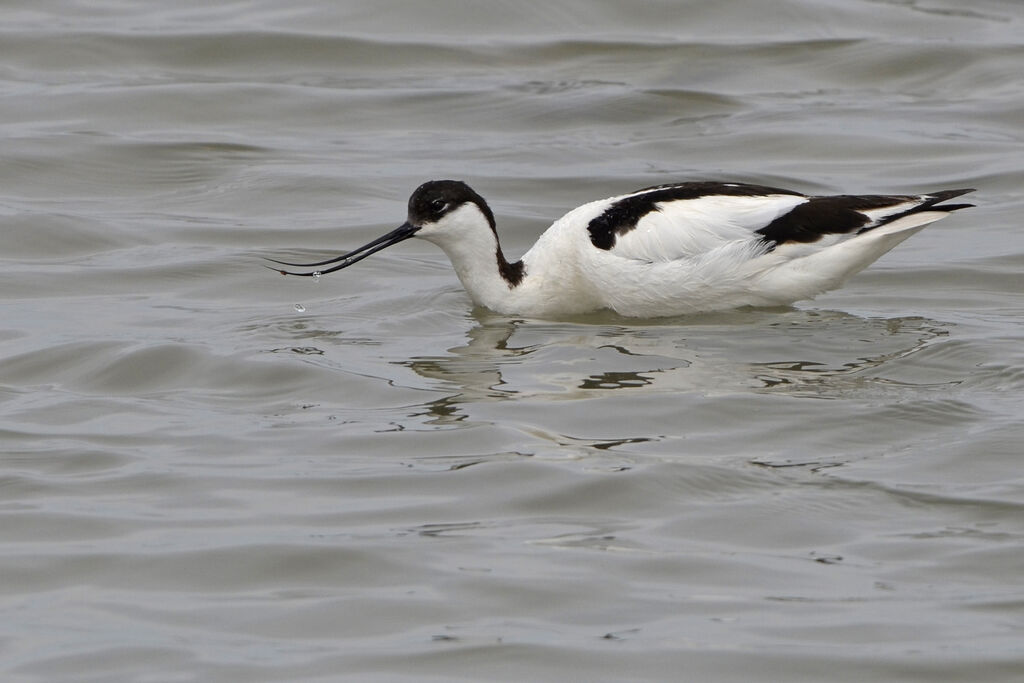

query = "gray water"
[[1, 1, 1023, 681]]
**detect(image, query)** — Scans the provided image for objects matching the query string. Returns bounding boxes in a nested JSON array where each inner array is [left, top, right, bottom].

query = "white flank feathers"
[[272, 182, 975, 318]]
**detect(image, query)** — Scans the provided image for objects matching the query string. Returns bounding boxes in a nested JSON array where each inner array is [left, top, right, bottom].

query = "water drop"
[[294, 303, 305, 313], [312, 271, 322, 281]]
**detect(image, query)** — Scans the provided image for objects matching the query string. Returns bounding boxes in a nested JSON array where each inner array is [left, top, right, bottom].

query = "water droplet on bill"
[[294, 304, 306, 313]]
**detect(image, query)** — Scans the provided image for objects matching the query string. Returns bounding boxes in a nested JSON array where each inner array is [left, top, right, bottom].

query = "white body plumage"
[[273, 181, 974, 318]]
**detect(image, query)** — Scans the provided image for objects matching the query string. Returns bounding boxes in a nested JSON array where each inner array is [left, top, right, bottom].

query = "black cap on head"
[[408, 180, 496, 231]]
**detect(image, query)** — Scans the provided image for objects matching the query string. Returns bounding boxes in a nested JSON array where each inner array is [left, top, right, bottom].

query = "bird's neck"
[[447, 242, 526, 311], [424, 229, 525, 312]]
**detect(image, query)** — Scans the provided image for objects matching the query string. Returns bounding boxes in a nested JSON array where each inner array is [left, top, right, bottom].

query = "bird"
[[270, 180, 974, 318]]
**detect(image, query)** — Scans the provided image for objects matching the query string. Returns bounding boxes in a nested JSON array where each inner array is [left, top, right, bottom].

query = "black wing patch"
[[755, 188, 975, 249], [587, 182, 804, 250]]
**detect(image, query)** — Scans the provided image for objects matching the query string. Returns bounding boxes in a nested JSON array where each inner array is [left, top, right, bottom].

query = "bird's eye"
[[430, 199, 447, 213]]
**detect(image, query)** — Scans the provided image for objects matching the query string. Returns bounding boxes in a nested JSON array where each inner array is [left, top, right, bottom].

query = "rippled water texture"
[[1, 1, 1022, 680]]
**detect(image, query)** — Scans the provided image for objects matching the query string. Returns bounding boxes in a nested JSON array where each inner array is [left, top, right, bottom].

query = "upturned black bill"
[[268, 223, 420, 276]]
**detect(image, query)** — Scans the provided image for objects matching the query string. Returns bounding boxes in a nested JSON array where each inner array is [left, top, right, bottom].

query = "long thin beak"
[[267, 222, 420, 276]]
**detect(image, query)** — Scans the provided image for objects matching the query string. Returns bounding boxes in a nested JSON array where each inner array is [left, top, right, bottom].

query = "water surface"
[[1, 1, 1022, 681]]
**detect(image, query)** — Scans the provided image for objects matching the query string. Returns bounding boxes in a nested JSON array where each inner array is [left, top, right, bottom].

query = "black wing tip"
[[929, 188, 975, 198], [924, 188, 976, 213], [756, 186, 977, 248], [932, 203, 974, 213]]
